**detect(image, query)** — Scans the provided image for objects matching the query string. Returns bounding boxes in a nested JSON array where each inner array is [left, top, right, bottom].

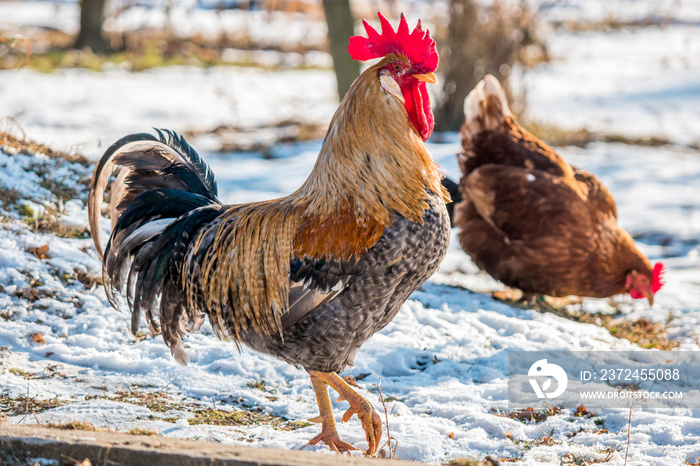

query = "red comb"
[[652, 262, 664, 293], [348, 12, 438, 72]]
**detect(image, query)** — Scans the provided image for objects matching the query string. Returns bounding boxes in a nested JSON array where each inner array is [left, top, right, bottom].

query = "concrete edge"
[[0, 423, 421, 466]]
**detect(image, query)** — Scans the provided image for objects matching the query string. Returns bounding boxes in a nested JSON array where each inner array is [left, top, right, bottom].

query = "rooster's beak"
[[414, 72, 438, 84], [646, 292, 654, 307]]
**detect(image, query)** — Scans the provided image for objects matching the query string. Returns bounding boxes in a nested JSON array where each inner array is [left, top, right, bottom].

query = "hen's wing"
[[458, 164, 597, 295], [463, 164, 592, 242], [573, 168, 617, 219]]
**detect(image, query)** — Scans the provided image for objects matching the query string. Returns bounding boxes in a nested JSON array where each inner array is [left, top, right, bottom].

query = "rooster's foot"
[[308, 429, 358, 453], [310, 370, 382, 456], [308, 372, 360, 454]]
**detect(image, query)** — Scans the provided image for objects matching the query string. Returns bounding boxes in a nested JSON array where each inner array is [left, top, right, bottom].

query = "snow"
[[523, 24, 700, 145], [1, 1, 700, 465], [0, 67, 337, 159]]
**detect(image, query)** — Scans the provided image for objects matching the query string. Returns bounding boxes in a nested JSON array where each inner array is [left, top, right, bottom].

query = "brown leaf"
[[31, 332, 45, 344], [59, 453, 93, 465], [27, 244, 50, 259], [448, 431, 455, 439], [342, 375, 359, 387], [505, 430, 513, 440]]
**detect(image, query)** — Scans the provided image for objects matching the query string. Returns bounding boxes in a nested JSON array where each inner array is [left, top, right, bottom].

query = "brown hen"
[[449, 75, 663, 304]]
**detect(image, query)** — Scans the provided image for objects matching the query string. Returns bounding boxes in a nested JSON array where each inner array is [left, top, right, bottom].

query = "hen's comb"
[[652, 262, 664, 293], [348, 12, 438, 72]]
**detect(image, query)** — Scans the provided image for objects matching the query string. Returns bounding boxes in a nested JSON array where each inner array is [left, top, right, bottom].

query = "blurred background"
[[1, 0, 699, 160]]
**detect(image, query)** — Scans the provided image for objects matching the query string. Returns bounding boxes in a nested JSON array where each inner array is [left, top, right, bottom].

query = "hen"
[[450, 75, 663, 304], [87, 13, 450, 455]]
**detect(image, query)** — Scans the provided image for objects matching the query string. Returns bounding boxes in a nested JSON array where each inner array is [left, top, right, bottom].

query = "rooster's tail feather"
[[88, 129, 218, 258], [88, 130, 223, 364]]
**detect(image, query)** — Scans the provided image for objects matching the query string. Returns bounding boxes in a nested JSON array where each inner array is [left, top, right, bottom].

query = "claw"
[[343, 406, 382, 456], [308, 431, 358, 453]]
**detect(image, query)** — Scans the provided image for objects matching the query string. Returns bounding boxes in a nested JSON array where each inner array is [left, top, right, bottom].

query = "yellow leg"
[[307, 372, 357, 453], [309, 371, 382, 456]]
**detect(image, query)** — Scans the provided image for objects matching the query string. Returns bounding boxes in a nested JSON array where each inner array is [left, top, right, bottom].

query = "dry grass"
[[0, 129, 89, 166], [493, 291, 679, 350], [561, 446, 616, 465], [522, 120, 675, 148], [0, 129, 93, 239], [491, 404, 562, 424], [0, 187, 22, 208], [84, 386, 310, 432], [576, 315, 679, 350], [187, 408, 310, 431], [4, 26, 328, 73], [46, 420, 103, 432], [182, 120, 326, 154], [0, 393, 67, 416], [447, 458, 500, 466], [552, 15, 676, 33]]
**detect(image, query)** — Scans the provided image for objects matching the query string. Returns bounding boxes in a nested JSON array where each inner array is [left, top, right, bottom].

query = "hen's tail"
[[88, 129, 223, 363], [461, 74, 511, 142]]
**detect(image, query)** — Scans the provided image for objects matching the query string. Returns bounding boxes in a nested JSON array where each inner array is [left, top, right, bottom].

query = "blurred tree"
[[322, 0, 360, 100], [75, 0, 111, 54], [434, 0, 544, 131]]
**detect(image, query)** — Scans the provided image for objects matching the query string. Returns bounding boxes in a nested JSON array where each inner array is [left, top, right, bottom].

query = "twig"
[[624, 391, 645, 465], [20, 383, 30, 424], [102, 411, 112, 432], [372, 375, 398, 459], [0, 37, 31, 70]]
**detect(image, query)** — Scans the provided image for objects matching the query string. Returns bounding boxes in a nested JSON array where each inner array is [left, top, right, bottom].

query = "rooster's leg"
[[310, 371, 382, 456], [308, 372, 357, 453]]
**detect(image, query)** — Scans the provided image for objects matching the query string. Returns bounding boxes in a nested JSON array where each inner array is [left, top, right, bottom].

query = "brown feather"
[[293, 205, 386, 260], [454, 75, 653, 299]]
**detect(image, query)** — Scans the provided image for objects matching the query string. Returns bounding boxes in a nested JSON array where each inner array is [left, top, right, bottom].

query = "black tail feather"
[[442, 176, 462, 227], [89, 129, 224, 364]]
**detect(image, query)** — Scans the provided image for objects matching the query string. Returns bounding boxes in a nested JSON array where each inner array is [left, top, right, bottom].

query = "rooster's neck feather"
[[294, 59, 448, 232]]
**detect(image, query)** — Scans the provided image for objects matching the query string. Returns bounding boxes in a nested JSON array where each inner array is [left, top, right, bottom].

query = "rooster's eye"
[[393, 64, 402, 72]]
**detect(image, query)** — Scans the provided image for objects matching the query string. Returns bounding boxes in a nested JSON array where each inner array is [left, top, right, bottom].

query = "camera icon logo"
[[528, 359, 568, 399]]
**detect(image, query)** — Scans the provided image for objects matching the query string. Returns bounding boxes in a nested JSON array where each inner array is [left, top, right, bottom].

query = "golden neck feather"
[[292, 58, 449, 227]]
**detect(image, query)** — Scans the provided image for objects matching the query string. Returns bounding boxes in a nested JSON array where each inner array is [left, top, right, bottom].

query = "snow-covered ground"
[[1, 1, 700, 465]]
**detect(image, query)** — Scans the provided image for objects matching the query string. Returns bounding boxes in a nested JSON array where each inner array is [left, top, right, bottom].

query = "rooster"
[[87, 12, 450, 456], [449, 75, 663, 304]]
